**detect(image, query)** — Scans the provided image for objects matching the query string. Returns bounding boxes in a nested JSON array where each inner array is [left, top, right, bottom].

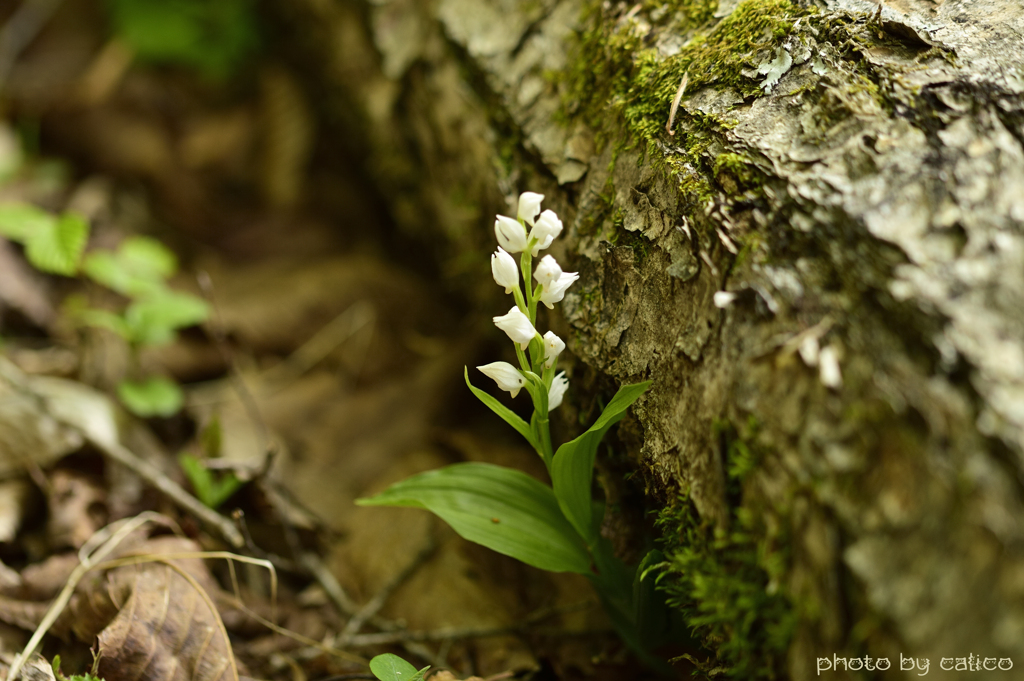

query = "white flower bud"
[[493, 306, 538, 349], [548, 372, 569, 411], [491, 247, 519, 294], [495, 215, 528, 251], [517, 192, 544, 226], [529, 209, 562, 256], [543, 331, 565, 368], [495, 215, 528, 253], [477, 361, 526, 398], [539, 271, 579, 309], [533, 255, 563, 289]]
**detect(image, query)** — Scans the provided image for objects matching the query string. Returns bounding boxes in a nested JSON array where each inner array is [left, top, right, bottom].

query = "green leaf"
[[465, 368, 541, 454], [551, 381, 651, 542], [0, 203, 52, 242], [0, 206, 89, 275], [124, 291, 209, 345], [28, 212, 89, 275], [368, 654, 428, 681], [358, 462, 592, 574], [119, 235, 178, 279], [117, 376, 183, 417], [179, 452, 243, 509], [64, 294, 132, 338], [82, 236, 177, 298]]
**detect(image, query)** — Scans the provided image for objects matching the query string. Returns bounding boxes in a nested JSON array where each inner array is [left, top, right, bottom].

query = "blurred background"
[[0, 1, 639, 679]]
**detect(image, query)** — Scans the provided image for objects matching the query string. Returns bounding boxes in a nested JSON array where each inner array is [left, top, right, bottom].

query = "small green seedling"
[[0, 201, 208, 417], [360, 193, 669, 671], [368, 654, 429, 681], [51, 654, 105, 681], [178, 418, 243, 509], [178, 453, 243, 509]]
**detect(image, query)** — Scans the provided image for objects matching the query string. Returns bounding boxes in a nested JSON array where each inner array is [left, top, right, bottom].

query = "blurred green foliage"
[[0, 199, 208, 418], [105, 0, 260, 79]]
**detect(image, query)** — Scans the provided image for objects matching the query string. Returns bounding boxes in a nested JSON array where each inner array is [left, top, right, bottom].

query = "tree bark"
[[276, 0, 1024, 677]]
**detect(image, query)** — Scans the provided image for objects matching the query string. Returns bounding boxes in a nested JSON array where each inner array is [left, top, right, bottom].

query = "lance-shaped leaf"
[[465, 368, 541, 454], [358, 462, 592, 574], [551, 381, 651, 543]]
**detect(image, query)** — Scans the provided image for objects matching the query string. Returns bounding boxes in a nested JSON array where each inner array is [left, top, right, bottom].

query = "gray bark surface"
[[278, 0, 1024, 677]]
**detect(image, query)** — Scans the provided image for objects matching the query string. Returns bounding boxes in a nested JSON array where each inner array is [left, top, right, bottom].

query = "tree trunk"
[[274, 0, 1024, 677]]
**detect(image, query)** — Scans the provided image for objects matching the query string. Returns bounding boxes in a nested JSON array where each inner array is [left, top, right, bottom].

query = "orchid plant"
[[359, 193, 668, 666]]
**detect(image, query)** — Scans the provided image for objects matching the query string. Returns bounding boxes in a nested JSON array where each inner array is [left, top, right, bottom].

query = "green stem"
[[512, 285, 527, 315], [514, 343, 530, 374], [521, 248, 535, 325]]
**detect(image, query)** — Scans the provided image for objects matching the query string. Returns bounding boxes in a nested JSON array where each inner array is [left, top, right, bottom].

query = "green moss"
[[561, 0, 811, 207], [654, 419, 795, 680], [609, 227, 653, 263]]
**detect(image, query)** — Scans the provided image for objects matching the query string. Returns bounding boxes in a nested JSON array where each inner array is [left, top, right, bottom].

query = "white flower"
[[493, 306, 537, 349], [539, 271, 579, 309], [491, 247, 519, 294], [548, 372, 569, 410], [819, 345, 843, 389], [543, 331, 565, 368], [529, 210, 562, 256], [518, 192, 544, 226], [477, 361, 526, 398], [713, 291, 737, 308], [533, 255, 563, 289], [495, 215, 528, 253]]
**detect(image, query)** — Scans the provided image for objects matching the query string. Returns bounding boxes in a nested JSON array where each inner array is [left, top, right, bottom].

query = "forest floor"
[[0, 2, 684, 680]]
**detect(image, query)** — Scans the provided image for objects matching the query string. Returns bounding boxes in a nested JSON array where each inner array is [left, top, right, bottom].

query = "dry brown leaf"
[[92, 558, 236, 681], [46, 469, 108, 550], [0, 536, 238, 681]]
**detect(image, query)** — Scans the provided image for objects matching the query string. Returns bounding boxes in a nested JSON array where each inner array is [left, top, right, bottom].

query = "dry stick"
[[346, 599, 599, 647], [346, 625, 613, 647], [337, 538, 438, 645], [195, 270, 270, 451], [300, 553, 440, 666], [87, 433, 245, 548], [344, 599, 599, 648]]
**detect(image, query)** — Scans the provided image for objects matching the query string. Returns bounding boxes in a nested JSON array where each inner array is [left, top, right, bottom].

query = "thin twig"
[[300, 552, 359, 616], [196, 270, 270, 451], [87, 433, 245, 547], [338, 538, 438, 644], [300, 553, 441, 666], [347, 625, 613, 647]]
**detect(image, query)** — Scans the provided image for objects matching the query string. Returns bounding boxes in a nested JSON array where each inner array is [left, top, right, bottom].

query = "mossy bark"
[[274, 0, 1024, 677]]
